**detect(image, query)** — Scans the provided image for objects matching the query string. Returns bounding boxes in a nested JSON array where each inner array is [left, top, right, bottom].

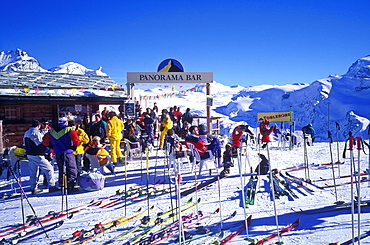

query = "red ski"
[[254, 218, 300, 244], [219, 215, 252, 245]]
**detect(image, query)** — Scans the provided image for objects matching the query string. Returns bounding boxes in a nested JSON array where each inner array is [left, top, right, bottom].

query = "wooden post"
[[206, 83, 212, 133]]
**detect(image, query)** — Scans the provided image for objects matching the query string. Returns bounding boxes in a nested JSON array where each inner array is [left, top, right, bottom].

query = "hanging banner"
[[257, 112, 292, 122]]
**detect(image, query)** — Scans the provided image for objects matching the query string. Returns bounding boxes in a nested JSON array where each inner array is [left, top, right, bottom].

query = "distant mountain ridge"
[[214, 55, 370, 140], [0, 49, 107, 76]]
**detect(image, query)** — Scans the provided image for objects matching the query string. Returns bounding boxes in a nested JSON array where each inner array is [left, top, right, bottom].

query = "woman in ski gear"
[[159, 109, 173, 149]]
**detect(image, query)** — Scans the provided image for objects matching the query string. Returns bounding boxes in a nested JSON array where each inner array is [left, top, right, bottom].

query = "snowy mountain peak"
[[48, 62, 108, 76], [0, 49, 107, 76], [0, 49, 48, 72], [344, 55, 370, 79]]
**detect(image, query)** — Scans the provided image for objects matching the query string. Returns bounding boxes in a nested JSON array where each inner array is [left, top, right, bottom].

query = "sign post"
[[127, 59, 214, 132]]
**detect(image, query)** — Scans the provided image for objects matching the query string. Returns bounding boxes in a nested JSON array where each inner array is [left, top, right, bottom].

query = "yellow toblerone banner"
[[257, 112, 292, 122]]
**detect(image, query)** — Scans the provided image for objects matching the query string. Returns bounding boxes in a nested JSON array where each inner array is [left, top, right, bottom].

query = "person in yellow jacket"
[[68, 120, 90, 174], [106, 111, 124, 164], [159, 109, 173, 149]]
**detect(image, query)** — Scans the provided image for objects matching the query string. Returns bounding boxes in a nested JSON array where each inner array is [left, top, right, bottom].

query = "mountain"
[[0, 49, 107, 76], [213, 55, 370, 141], [134, 55, 370, 141], [49, 62, 107, 76], [0, 49, 48, 72]]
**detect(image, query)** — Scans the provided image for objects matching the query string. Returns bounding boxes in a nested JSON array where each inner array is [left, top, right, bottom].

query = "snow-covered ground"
[[1, 139, 370, 245]]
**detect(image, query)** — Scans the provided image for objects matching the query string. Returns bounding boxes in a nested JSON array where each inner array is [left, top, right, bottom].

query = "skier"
[[302, 124, 316, 146], [158, 109, 173, 149], [42, 118, 80, 193], [24, 119, 59, 194], [106, 111, 124, 165]]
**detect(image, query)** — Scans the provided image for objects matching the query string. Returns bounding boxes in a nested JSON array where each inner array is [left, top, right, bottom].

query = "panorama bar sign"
[[127, 72, 213, 84]]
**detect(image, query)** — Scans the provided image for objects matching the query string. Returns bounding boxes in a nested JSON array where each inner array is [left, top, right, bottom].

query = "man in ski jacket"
[[181, 108, 193, 125], [185, 126, 222, 165], [90, 114, 107, 143], [24, 120, 59, 194], [43, 118, 80, 193], [302, 124, 316, 146], [159, 109, 173, 149], [106, 111, 124, 164]]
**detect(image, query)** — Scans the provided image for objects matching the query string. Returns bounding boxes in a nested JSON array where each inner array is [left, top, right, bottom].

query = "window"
[[5, 106, 21, 120]]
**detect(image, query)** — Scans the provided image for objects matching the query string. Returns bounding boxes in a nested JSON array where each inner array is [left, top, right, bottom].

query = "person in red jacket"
[[259, 119, 275, 148], [232, 125, 246, 148], [185, 126, 222, 165]]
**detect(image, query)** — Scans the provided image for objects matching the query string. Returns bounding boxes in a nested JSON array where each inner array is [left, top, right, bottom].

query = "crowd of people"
[[21, 104, 200, 195], [21, 101, 315, 195]]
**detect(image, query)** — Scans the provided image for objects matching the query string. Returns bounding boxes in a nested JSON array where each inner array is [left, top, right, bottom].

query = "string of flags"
[[138, 85, 206, 101], [11, 85, 125, 95], [10, 84, 206, 99]]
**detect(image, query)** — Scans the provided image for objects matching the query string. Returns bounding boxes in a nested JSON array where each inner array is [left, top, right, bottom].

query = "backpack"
[[14, 145, 27, 160]]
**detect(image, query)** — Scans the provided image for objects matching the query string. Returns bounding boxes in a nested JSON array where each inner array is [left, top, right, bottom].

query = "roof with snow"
[[0, 70, 127, 98]]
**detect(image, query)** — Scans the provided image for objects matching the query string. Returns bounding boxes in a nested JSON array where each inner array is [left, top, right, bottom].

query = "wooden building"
[[0, 70, 127, 146]]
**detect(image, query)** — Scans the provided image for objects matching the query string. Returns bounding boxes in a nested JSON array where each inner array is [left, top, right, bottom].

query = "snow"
[[1, 140, 370, 245]]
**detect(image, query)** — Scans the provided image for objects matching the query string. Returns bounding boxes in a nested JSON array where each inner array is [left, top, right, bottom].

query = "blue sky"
[[1, 0, 369, 87]]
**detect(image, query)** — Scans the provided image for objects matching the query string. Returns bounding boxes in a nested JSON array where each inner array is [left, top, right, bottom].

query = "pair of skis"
[[244, 176, 258, 205], [118, 197, 200, 244]]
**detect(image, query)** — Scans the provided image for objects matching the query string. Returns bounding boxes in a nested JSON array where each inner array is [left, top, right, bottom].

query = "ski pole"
[[8, 165, 49, 238], [237, 147, 249, 238], [145, 148, 151, 218], [335, 122, 341, 176], [140, 151, 143, 184], [328, 102, 338, 203], [368, 125, 370, 188], [176, 168, 184, 245], [266, 143, 281, 244], [154, 148, 159, 182], [348, 135, 355, 245], [356, 136, 362, 243], [165, 149, 175, 222], [124, 150, 128, 216], [328, 130, 338, 203]]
